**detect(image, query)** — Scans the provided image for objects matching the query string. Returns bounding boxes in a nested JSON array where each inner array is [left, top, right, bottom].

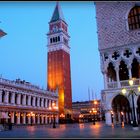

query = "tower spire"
[[50, 1, 65, 23], [0, 29, 7, 38]]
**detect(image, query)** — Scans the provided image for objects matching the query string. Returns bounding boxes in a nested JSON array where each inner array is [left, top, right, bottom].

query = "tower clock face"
[[52, 25, 58, 32]]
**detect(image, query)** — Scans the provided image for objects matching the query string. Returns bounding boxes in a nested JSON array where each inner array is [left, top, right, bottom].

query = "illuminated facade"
[[72, 100, 103, 122], [0, 78, 58, 125], [47, 2, 72, 120], [95, 2, 140, 126]]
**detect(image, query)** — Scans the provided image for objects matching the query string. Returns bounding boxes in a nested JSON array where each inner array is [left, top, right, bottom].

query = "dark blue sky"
[[0, 1, 103, 102]]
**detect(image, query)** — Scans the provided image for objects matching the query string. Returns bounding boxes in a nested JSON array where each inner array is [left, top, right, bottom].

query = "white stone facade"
[[0, 78, 59, 125], [95, 2, 140, 126]]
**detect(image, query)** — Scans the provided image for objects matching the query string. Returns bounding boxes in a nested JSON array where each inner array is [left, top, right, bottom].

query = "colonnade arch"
[[107, 62, 116, 82], [112, 94, 131, 124], [132, 58, 140, 79], [106, 58, 140, 85], [119, 60, 129, 81]]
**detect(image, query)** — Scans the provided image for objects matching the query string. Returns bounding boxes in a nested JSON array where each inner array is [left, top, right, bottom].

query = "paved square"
[[0, 122, 140, 138]]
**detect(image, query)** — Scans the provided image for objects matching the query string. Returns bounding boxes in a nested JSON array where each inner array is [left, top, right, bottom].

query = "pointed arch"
[[107, 62, 116, 82], [132, 58, 140, 78], [119, 60, 129, 81], [112, 94, 131, 124]]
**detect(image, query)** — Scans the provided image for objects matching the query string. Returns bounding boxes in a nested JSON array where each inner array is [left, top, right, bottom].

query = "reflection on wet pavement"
[[0, 122, 140, 138]]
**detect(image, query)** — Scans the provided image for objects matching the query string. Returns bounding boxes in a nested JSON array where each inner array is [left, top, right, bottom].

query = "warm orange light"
[[122, 122, 124, 128], [60, 113, 65, 118], [52, 102, 55, 107], [121, 111, 124, 115], [94, 101, 97, 104], [93, 110, 97, 113]]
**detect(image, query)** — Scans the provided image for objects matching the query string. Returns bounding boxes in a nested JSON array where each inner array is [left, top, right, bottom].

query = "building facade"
[[95, 2, 140, 126], [72, 100, 103, 123], [0, 78, 58, 125], [47, 2, 72, 121]]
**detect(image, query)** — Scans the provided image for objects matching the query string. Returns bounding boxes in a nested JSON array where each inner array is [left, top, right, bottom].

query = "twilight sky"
[[0, 1, 104, 102]]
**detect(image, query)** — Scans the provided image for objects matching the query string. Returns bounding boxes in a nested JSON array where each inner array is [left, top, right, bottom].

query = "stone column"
[[127, 64, 132, 79], [102, 70, 108, 89], [41, 115, 44, 124], [11, 92, 15, 104], [0, 90, 2, 103], [45, 116, 48, 124], [126, 112, 129, 123], [105, 110, 112, 126], [115, 66, 121, 88], [48, 116, 51, 124], [22, 95, 26, 106], [4, 91, 9, 103], [45, 99, 47, 108], [41, 98, 43, 107], [11, 112, 15, 123], [17, 112, 20, 124], [27, 95, 31, 106], [37, 98, 40, 107], [33, 96, 35, 107], [23, 113, 26, 124]]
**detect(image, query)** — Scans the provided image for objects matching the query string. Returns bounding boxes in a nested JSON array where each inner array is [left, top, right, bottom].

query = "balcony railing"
[[107, 78, 140, 89], [0, 77, 57, 96]]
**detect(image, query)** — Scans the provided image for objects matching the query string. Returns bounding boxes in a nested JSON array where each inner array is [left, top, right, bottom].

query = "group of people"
[[0, 118, 12, 130]]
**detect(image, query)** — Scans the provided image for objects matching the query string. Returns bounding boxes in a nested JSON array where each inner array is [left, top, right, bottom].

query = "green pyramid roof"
[[50, 2, 65, 23]]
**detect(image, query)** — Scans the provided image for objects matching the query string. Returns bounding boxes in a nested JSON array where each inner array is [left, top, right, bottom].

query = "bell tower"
[[47, 2, 72, 122]]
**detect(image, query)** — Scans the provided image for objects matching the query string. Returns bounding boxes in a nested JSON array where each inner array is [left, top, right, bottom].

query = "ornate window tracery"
[[128, 6, 140, 30]]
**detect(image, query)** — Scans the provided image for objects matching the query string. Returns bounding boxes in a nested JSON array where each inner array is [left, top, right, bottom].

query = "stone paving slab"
[[0, 122, 140, 138]]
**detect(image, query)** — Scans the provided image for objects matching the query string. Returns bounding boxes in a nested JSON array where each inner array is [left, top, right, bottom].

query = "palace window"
[[128, 6, 140, 30]]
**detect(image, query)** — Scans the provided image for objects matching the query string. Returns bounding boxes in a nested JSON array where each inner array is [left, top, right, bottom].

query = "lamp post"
[[121, 79, 140, 129], [110, 111, 114, 127], [90, 108, 97, 125], [49, 102, 58, 128]]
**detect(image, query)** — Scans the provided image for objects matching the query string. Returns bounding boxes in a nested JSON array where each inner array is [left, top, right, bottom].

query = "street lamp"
[[121, 78, 140, 129], [90, 108, 97, 125], [49, 102, 58, 128], [79, 114, 83, 123], [60, 113, 65, 124]]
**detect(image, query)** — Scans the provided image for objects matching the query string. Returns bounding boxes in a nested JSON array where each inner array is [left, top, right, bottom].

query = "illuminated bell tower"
[[47, 2, 72, 121]]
